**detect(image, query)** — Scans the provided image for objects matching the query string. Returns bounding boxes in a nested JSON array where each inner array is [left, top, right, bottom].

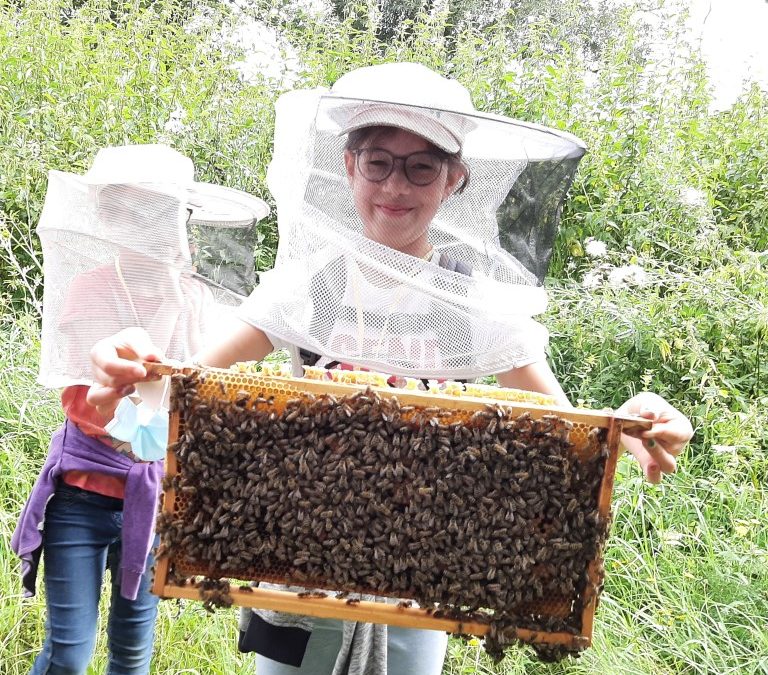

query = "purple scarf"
[[11, 420, 163, 600]]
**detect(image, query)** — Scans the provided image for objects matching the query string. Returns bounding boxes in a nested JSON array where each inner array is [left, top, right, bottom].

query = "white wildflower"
[[582, 69, 599, 90], [608, 264, 648, 288], [223, 20, 301, 87], [163, 106, 188, 135], [582, 270, 602, 289], [292, 0, 328, 14], [607, 266, 628, 287], [623, 264, 649, 286], [584, 237, 608, 258], [679, 187, 706, 208]]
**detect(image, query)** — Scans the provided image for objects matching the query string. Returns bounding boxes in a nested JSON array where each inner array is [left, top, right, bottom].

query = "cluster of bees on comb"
[[157, 368, 613, 663]]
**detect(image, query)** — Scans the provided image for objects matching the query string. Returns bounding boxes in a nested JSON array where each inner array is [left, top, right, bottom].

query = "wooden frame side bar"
[[152, 409, 180, 597], [578, 418, 624, 644]]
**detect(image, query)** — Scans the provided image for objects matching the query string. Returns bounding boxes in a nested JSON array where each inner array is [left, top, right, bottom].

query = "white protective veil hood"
[[242, 63, 586, 379], [37, 144, 270, 388]]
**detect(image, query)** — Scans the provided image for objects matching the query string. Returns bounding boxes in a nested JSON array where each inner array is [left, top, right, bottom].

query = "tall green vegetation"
[[1, 0, 766, 672]]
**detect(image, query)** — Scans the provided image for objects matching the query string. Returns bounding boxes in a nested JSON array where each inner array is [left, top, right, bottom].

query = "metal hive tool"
[[149, 363, 650, 660]]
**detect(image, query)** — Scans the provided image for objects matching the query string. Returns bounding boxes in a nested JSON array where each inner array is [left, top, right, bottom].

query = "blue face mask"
[[105, 396, 169, 462]]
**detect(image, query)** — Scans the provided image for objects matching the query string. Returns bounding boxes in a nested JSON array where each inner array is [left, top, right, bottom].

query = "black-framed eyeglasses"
[[354, 148, 446, 186]]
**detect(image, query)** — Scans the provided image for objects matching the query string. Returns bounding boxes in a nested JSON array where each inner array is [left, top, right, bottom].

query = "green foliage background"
[[1, 0, 766, 673]]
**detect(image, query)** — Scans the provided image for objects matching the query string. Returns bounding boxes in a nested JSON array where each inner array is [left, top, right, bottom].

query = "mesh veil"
[[241, 71, 586, 380], [37, 154, 268, 389]]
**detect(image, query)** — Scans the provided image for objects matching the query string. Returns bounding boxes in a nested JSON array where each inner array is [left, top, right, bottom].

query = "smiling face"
[[343, 128, 464, 257]]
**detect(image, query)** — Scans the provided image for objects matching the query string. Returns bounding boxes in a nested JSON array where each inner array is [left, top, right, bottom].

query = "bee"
[[297, 589, 327, 599]]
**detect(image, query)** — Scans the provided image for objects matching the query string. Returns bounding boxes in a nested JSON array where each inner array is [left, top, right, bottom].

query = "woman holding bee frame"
[[89, 64, 692, 674]]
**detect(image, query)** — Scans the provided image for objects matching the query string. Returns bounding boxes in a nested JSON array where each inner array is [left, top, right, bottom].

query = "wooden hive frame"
[[149, 363, 650, 655]]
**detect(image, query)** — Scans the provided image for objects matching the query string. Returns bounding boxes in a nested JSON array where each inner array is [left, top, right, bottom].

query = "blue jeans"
[[30, 483, 159, 674]]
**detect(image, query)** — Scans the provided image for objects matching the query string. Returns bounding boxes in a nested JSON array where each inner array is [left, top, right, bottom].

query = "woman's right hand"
[[87, 327, 164, 420]]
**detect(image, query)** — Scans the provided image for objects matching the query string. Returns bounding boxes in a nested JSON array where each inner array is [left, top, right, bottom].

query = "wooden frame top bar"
[[144, 362, 651, 432]]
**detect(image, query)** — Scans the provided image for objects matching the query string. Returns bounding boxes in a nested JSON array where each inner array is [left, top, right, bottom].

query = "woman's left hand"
[[617, 392, 693, 483]]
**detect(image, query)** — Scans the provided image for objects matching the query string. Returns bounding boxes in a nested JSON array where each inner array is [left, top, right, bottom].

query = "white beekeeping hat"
[[328, 62, 477, 154], [78, 144, 269, 226], [37, 144, 270, 388]]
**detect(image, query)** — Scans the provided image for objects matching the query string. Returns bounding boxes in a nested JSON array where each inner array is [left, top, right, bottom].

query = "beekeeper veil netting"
[[241, 62, 586, 379], [37, 144, 270, 388]]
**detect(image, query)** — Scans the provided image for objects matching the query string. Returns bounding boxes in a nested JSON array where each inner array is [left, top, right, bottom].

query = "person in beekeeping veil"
[[88, 65, 693, 675], [12, 144, 268, 675], [57, 183, 209, 371]]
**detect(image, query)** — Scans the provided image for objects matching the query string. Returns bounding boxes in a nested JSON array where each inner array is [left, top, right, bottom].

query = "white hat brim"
[[322, 95, 586, 161], [338, 106, 463, 154], [64, 171, 269, 228], [185, 182, 270, 228]]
